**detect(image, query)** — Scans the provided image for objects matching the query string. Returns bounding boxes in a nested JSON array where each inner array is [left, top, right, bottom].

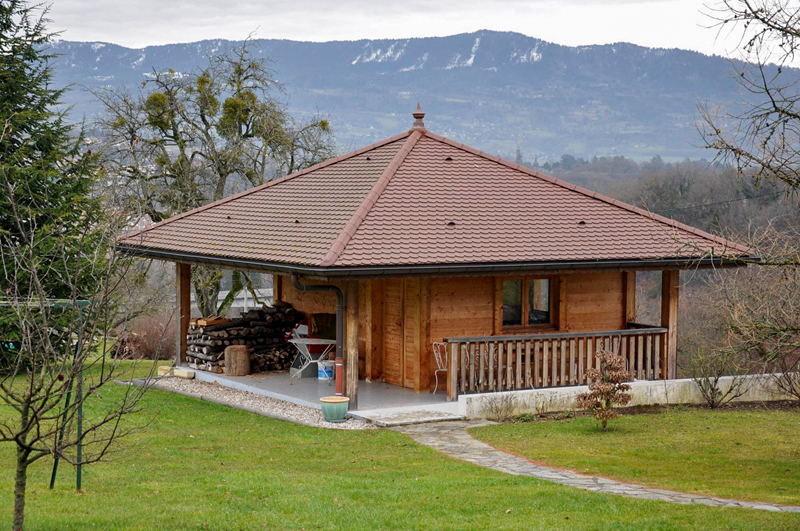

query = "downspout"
[[291, 274, 345, 396]]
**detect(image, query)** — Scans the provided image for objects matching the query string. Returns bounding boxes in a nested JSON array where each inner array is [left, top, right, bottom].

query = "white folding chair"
[[432, 342, 448, 394]]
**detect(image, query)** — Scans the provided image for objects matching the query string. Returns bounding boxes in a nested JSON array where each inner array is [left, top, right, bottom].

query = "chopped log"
[[187, 305, 298, 375], [197, 316, 229, 326], [187, 339, 223, 347], [225, 346, 250, 376], [186, 350, 225, 362]]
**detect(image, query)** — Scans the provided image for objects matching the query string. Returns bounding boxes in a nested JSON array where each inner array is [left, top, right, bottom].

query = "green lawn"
[[471, 407, 800, 507], [1, 379, 798, 530]]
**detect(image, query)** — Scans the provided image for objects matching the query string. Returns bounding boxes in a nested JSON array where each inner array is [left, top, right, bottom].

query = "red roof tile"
[[118, 121, 751, 270]]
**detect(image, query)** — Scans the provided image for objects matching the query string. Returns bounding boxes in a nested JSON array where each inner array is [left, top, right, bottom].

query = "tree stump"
[[225, 345, 250, 376]]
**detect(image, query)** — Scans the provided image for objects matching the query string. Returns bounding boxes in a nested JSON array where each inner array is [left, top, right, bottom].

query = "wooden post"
[[492, 277, 503, 335], [661, 270, 679, 379], [272, 274, 283, 303], [175, 263, 191, 366], [623, 271, 636, 325], [345, 280, 359, 408], [447, 341, 458, 401]]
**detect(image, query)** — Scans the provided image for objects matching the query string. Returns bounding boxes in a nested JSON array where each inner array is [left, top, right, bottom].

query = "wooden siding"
[[275, 274, 339, 315], [563, 272, 626, 332], [403, 278, 420, 388], [382, 279, 404, 386], [275, 271, 632, 393], [366, 279, 384, 381], [429, 276, 494, 391]]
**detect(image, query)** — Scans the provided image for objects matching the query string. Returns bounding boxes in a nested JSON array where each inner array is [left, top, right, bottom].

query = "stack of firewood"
[[186, 306, 298, 374]]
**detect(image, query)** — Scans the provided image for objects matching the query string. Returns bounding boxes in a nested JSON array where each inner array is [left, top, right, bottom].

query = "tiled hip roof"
[[118, 123, 752, 271]]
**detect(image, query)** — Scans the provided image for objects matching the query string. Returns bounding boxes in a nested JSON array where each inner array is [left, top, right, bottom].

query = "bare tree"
[[709, 224, 800, 398], [696, 1, 800, 400], [0, 148, 160, 530], [687, 347, 752, 407], [701, 0, 800, 196], [0, 125, 160, 531], [95, 40, 336, 316]]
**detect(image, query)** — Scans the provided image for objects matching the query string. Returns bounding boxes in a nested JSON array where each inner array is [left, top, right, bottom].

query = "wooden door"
[[382, 279, 424, 390], [383, 279, 404, 386]]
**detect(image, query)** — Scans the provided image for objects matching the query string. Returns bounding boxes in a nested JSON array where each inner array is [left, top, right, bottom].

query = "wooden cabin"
[[117, 105, 752, 408]]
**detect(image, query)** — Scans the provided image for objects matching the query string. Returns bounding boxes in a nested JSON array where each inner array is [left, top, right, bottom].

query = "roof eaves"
[[424, 131, 754, 256], [319, 130, 423, 267], [115, 243, 757, 277], [117, 131, 411, 244]]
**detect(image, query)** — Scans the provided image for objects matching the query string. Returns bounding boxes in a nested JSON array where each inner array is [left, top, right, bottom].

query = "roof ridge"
[[117, 132, 411, 244], [423, 131, 753, 255], [320, 130, 423, 267]]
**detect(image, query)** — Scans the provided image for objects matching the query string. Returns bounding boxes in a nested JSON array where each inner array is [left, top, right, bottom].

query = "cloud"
[[48, 0, 736, 58]]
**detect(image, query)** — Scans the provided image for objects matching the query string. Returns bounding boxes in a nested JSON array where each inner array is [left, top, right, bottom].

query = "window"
[[502, 278, 551, 328], [502, 280, 523, 326]]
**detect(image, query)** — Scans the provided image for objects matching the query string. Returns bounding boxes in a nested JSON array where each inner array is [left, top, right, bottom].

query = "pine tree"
[[0, 0, 100, 308]]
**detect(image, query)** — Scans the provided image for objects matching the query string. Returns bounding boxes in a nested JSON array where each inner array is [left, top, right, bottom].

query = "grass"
[[471, 407, 800, 507], [1, 370, 798, 530]]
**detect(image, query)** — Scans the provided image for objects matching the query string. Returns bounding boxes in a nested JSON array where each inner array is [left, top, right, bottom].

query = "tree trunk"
[[13, 449, 28, 531], [192, 266, 222, 317]]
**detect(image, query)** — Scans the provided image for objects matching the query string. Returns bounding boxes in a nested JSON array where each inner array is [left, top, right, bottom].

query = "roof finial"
[[410, 102, 426, 131]]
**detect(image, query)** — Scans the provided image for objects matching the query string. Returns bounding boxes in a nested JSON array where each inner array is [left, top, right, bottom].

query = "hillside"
[[51, 30, 754, 160]]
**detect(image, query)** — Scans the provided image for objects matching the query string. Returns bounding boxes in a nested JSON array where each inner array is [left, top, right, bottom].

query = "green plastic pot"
[[320, 396, 350, 423]]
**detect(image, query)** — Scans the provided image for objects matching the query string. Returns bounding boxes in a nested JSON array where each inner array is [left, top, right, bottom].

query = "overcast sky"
[[49, 0, 744, 57]]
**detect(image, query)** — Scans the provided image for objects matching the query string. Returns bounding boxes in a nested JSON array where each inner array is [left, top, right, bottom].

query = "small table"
[[288, 338, 336, 384]]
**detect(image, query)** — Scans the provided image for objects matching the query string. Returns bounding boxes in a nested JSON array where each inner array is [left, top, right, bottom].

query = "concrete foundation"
[[458, 374, 792, 419]]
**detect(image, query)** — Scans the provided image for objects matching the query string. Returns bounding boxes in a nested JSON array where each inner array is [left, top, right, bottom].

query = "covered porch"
[[168, 260, 688, 412]]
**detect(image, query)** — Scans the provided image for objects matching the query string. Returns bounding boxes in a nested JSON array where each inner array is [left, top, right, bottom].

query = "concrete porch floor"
[[185, 367, 463, 426]]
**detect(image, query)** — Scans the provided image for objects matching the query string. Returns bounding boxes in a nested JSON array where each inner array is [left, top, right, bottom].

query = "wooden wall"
[[428, 276, 494, 391], [276, 271, 629, 393], [277, 275, 340, 315], [562, 272, 626, 332], [275, 275, 378, 383]]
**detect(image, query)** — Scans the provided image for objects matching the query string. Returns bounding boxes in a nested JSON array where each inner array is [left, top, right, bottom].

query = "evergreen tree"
[[0, 8, 153, 531], [0, 0, 100, 311]]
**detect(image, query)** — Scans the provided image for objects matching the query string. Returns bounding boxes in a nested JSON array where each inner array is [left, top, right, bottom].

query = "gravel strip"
[[133, 376, 375, 430]]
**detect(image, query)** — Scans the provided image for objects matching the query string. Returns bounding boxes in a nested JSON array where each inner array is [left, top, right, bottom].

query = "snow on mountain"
[[51, 30, 768, 160]]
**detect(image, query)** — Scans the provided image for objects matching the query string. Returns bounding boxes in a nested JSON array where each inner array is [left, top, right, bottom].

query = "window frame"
[[501, 276, 556, 333]]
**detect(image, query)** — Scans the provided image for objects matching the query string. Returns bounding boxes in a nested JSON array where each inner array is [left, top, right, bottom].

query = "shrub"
[[480, 392, 520, 422], [576, 350, 632, 431], [686, 346, 750, 408], [112, 314, 175, 360]]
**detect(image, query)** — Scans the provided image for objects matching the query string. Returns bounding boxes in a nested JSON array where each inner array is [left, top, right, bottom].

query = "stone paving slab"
[[350, 401, 464, 426], [350, 409, 465, 427], [392, 421, 800, 513]]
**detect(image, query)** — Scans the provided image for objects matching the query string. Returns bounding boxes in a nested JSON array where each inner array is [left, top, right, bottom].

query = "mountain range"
[[51, 30, 755, 161]]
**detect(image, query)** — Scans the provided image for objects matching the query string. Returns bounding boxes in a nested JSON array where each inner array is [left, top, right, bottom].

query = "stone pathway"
[[393, 421, 800, 513]]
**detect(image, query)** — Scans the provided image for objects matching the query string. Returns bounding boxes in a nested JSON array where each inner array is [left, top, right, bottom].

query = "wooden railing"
[[444, 325, 668, 400]]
